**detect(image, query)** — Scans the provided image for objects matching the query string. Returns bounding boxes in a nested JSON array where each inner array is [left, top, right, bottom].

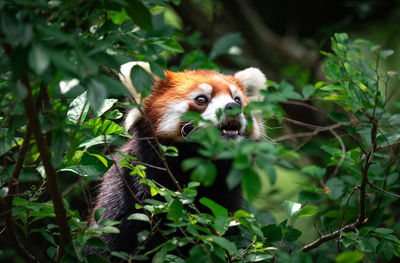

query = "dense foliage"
[[0, 1, 399, 262]]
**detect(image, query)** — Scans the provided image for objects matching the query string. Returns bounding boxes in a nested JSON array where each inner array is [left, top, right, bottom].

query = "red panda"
[[89, 62, 266, 259]]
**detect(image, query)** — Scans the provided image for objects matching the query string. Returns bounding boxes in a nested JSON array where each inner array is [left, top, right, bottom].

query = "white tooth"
[[235, 130, 238, 134], [222, 129, 227, 134]]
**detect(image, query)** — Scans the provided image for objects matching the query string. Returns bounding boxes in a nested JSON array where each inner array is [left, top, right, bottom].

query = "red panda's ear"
[[119, 61, 163, 101], [234, 67, 267, 101]]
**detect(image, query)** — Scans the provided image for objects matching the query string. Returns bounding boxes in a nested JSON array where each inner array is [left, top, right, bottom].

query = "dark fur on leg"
[[86, 118, 242, 261]]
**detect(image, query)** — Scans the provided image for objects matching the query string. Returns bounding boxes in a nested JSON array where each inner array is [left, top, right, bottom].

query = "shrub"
[[0, 1, 399, 262]]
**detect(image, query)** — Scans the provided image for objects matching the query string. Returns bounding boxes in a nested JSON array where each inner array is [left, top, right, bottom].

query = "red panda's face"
[[120, 62, 266, 142], [142, 70, 263, 141]]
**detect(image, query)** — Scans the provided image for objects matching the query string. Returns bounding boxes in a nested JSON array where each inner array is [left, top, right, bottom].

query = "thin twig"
[[367, 181, 400, 198], [130, 160, 167, 171], [282, 100, 326, 114], [301, 220, 362, 251], [337, 186, 360, 252], [313, 223, 322, 237], [329, 128, 346, 177], [129, 96, 183, 193], [274, 121, 352, 142], [359, 119, 378, 223]]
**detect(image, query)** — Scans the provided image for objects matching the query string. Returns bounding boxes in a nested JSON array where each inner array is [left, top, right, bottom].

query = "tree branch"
[[367, 180, 400, 198], [274, 118, 352, 142], [337, 186, 360, 252], [301, 220, 362, 251], [22, 77, 71, 259]]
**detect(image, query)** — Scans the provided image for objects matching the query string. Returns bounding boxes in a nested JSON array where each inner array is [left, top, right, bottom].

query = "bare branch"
[[367, 180, 400, 198], [274, 119, 352, 142], [337, 186, 360, 252], [329, 128, 346, 177], [301, 220, 362, 252]]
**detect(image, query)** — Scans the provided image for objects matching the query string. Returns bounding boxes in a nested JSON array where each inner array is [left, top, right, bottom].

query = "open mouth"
[[218, 120, 241, 138], [181, 120, 243, 140]]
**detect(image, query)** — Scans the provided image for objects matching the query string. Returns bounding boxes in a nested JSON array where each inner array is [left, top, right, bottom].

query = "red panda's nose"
[[224, 102, 242, 117]]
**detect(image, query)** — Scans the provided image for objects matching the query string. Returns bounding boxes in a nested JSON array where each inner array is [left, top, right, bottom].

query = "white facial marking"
[[200, 94, 247, 134], [201, 95, 233, 123], [229, 84, 237, 95], [229, 84, 245, 105], [158, 101, 189, 136], [189, 83, 212, 100]]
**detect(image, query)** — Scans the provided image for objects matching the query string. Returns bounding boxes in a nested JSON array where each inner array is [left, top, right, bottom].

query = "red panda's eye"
[[195, 95, 208, 106], [234, 97, 241, 105]]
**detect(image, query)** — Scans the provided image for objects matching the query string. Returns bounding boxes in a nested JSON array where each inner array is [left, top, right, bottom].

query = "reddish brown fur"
[[142, 70, 249, 139]]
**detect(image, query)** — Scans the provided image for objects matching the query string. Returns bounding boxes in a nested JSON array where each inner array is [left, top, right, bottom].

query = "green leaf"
[[328, 112, 350, 123], [104, 109, 123, 120], [154, 38, 184, 53], [325, 177, 345, 199], [199, 197, 228, 217], [88, 78, 107, 111], [108, 9, 130, 25], [213, 215, 230, 235], [152, 247, 167, 263], [262, 224, 283, 243], [335, 251, 364, 263], [130, 65, 152, 94], [187, 245, 209, 263], [95, 98, 118, 118], [284, 201, 301, 219], [94, 208, 105, 223], [67, 91, 89, 124], [0, 187, 8, 198], [87, 153, 108, 168], [301, 165, 326, 179], [206, 236, 241, 256], [137, 230, 150, 243], [125, 0, 153, 31], [28, 44, 50, 75], [128, 213, 150, 222], [298, 191, 323, 202], [182, 158, 202, 171], [380, 49, 394, 59], [302, 84, 315, 99], [293, 206, 319, 219], [149, 62, 166, 81], [377, 134, 400, 147], [41, 228, 56, 246], [284, 226, 302, 242], [46, 247, 57, 259], [85, 237, 109, 250], [59, 165, 108, 177], [190, 162, 216, 187], [209, 32, 243, 60], [246, 253, 273, 262], [167, 199, 183, 223], [242, 169, 261, 202], [79, 135, 113, 149], [226, 169, 242, 190], [83, 118, 123, 137]]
